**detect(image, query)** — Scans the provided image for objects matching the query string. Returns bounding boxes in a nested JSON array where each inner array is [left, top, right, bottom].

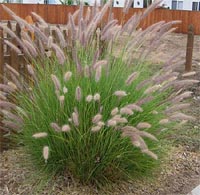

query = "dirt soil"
[[0, 33, 200, 195]]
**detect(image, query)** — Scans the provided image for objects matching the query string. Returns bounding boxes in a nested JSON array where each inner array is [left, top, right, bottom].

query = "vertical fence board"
[[1, 4, 200, 35], [0, 28, 4, 152]]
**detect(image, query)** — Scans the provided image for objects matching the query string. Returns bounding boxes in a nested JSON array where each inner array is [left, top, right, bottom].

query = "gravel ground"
[[0, 33, 200, 195]]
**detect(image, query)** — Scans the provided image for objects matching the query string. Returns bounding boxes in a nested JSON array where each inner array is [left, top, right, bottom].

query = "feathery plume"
[[114, 117, 128, 124], [84, 65, 90, 78], [170, 113, 195, 121], [86, 95, 93, 102], [31, 12, 48, 27], [121, 126, 138, 132], [182, 71, 196, 77], [137, 122, 151, 129], [93, 93, 100, 101], [51, 26, 66, 48], [64, 71, 72, 81], [0, 84, 15, 93], [144, 84, 161, 94], [26, 65, 37, 81], [139, 131, 158, 141], [120, 107, 133, 115], [62, 125, 71, 132], [75, 86, 82, 101], [171, 91, 193, 103], [32, 132, 48, 138], [93, 60, 107, 70], [50, 122, 61, 132], [1, 110, 23, 123], [114, 90, 127, 97], [59, 95, 65, 105], [95, 66, 102, 82], [159, 119, 169, 124], [43, 146, 49, 163], [166, 103, 190, 113], [97, 121, 105, 127], [51, 43, 66, 65], [63, 86, 68, 94], [173, 79, 199, 89], [0, 101, 16, 109], [0, 92, 7, 100], [107, 119, 117, 127], [125, 104, 143, 112], [125, 72, 138, 85], [2, 120, 21, 131], [136, 96, 154, 106], [91, 126, 101, 133], [142, 149, 158, 160], [47, 36, 53, 48], [4, 40, 21, 54], [5, 64, 20, 77], [72, 112, 79, 126], [92, 114, 102, 124], [23, 40, 38, 57], [111, 107, 119, 116], [51, 74, 61, 91]]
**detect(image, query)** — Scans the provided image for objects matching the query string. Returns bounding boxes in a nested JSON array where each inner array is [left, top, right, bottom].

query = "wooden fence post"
[[0, 27, 4, 152], [185, 24, 194, 72]]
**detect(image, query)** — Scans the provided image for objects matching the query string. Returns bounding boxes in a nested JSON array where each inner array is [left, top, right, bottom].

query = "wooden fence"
[[0, 4, 200, 35]]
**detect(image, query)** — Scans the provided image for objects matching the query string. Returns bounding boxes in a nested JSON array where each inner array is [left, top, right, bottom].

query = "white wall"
[[183, 0, 198, 10], [113, 0, 125, 7], [163, 0, 199, 11], [134, 0, 143, 8]]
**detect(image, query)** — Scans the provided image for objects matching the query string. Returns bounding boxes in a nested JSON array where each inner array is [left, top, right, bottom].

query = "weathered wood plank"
[[0, 27, 4, 152], [0, 4, 200, 34]]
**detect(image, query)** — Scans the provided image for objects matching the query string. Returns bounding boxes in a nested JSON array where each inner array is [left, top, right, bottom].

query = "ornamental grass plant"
[[0, 0, 198, 188]]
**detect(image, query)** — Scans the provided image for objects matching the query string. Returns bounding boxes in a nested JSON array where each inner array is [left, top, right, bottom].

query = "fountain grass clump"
[[0, 0, 198, 187]]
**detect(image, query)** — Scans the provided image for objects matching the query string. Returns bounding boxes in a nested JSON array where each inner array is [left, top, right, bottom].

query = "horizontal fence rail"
[[0, 4, 200, 35]]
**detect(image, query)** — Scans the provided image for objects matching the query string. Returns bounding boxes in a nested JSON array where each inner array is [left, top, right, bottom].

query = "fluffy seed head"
[[62, 124, 71, 132], [75, 86, 82, 101], [51, 74, 61, 91], [111, 107, 119, 116], [159, 119, 169, 124], [32, 132, 48, 138], [142, 149, 158, 160], [114, 117, 128, 124], [59, 95, 65, 105], [84, 65, 90, 78], [64, 71, 72, 81], [7, 82, 17, 90], [182, 71, 196, 77], [43, 146, 49, 163], [107, 119, 117, 127], [91, 126, 101, 132], [137, 122, 151, 129], [93, 93, 100, 101], [144, 84, 161, 94], [86, 95, 93, 102], [95, 66, 102, 82], [170, 113, 195, 121], [92, 114, 102, 124], [97, 121, 105, 127], [93, 60, 107, 70], [72, 112, 79, 126], [50, 122, 61, 132], [114, 90, 127, 97], [120, 107, 133, 115], [125, 104, 143, 112], [126, 72, 138, 85], [63, 86, 68, 94]]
